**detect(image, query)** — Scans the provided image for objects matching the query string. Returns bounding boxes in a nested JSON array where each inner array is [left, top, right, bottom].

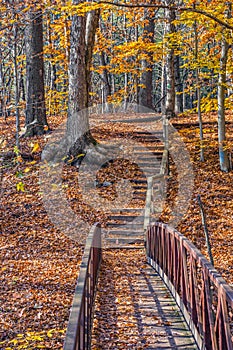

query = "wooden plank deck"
[[91, 249, 199, 349]]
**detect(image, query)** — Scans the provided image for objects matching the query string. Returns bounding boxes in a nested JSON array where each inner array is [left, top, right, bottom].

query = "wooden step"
[[137, 162, 161, 167], [131, 179, 147, 184], [104, 232, 144, 241], [108, 215, 144, 222], [133, 131, 163, 135], [106, 222, 144, 229], [132, 184, 147, 190], [132, 195, 146, 200], [111, 208, 144, 213], [139, 168, 160, 174], [104, 237, 144, 245], [133, 146, 163, 151], [133, 136, 163, 141], [106, 229, 144, 236]]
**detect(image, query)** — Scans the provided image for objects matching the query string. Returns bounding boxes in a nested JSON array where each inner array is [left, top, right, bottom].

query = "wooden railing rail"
[[143, 149, 168, 233], [64, 223, 102, 350], [144, 116, 169, 235], [146, 222, 233, 350]]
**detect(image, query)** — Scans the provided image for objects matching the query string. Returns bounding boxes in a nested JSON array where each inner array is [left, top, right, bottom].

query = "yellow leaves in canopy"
[[225, 96, 233, 110], [101, 8, 113, 21], [94, 28, 112, 54], [60, 1, 112, 17], [114, 40, 162, 60], [178, 1, 233, 31], [177, 11, 201, 27], [163, 31, 182, 54], [93, 65, 111, 74], [199, 94, 218, 113]]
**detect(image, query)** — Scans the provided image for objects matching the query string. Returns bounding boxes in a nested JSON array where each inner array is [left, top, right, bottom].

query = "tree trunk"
[[164, 3, 176, 118], [194, 16, 204, 162], [174, 54, 183, 113], [47, 14, 57, 117], [217, 3, 231, 172], [19, 73, 26, 102], [124, 72, 128, 110], [99, 52, 111, 111], [218, 38, 230, 172], [13, 24, 20, 149], [160, 60, 166, 113], [67, 5, 100, 164], [0, 39, 7, 120], [139, 8, 155, 109], [86, 9, 100, 96], [25, 8, 48, 136]]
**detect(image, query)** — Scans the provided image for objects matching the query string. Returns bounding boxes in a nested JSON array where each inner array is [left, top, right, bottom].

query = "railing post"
[[144, 176, 153, 241], [163, 115, 169, 175]]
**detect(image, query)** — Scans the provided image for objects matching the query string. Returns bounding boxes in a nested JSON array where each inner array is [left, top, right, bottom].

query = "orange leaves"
[[161, 111, 233, 284]]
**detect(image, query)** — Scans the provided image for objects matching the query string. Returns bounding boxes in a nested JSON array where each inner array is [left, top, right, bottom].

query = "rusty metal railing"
[[146, 222, 233, 350], [64, 223, 102, 350]]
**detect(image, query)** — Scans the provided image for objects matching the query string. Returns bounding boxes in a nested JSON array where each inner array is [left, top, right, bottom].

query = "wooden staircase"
[[103, 131, 164, 248]]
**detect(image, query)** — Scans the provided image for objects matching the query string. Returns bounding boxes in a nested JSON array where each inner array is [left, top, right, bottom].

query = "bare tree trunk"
[[19, 73, 26, 102], [47, 14, 57, 117], [13, 23, 20, 149], [134, 24, 139, 107], [217, 3, 231, 172], [194, 17, 204, 162], [123, 14, 128, 110], [139, 8, 155, 109], [25, 8, 48, 136], [99, 52, 111, 111], [218, 38, 230, 172], [124, 72, 128, 110], [174, 55, 183, 113], [161, 60, 166, 113], [67, 5, 100, 163], [86, 9, 100, 99], [64, 15, 70, 63], [0, 39, 7, 120], [67, 2, 89, 161], [164, 3, 176, 118]]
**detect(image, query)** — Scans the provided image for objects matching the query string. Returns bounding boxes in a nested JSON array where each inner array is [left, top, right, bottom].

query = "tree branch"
[[95, 1, 233, 30]]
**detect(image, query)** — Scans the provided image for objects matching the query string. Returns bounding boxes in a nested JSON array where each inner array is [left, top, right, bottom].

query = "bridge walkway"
[[91, 249, 198, 349]]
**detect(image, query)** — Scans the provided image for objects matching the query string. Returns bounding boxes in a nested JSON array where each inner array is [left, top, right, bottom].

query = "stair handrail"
[[64, 223, 102, 350], [146, 222, 233, 350], [144, 115, 169, 234]]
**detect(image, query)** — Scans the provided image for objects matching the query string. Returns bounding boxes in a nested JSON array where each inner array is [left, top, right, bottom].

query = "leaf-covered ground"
[[0, 116, 84, 349], [0, 111, 233, 349], [161, 111, 233, 284]]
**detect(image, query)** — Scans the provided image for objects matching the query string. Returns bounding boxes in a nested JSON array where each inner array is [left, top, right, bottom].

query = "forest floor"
[[0, 111, 233, 349]]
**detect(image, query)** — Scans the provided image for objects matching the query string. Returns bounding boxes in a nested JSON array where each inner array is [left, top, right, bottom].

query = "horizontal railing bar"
[[146, 222, 233, 350], [162, 223, 233, 307], [64, 223, 102, 350]]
